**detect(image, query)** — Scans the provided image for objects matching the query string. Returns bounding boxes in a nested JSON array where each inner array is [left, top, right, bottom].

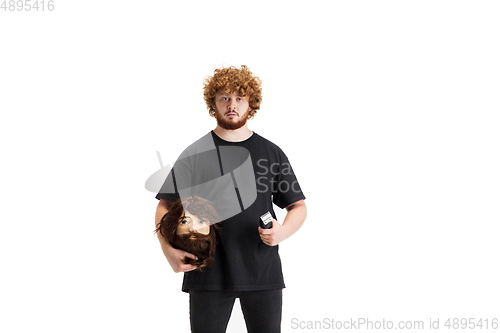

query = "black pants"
[[189, 289, 282, 333]]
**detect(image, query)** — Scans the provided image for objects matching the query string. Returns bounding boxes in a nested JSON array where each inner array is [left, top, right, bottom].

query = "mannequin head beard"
[[155, 197, 220, 271], [215, 108, 250, 130], [172, 232, 214, 268]]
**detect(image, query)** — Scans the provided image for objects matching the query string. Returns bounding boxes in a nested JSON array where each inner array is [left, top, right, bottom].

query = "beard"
[[215, 109, 250, 130], [172, 231, 217, 271]]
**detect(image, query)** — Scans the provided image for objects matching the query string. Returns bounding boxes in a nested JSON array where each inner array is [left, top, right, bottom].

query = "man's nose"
[[228, 100, 236, 110]]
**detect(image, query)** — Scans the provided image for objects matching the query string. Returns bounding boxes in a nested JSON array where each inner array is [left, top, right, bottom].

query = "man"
[[154, 65, 307, 333]]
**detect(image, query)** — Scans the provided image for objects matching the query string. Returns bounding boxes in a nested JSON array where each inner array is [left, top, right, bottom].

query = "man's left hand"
[[258, 219, 286, 246]]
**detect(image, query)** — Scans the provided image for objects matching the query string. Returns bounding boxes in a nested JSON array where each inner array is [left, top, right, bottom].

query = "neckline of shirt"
[[211, 130, 258, 145]]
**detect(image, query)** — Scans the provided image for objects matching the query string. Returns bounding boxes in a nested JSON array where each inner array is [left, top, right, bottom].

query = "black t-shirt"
[[156, 131, 305, 292]]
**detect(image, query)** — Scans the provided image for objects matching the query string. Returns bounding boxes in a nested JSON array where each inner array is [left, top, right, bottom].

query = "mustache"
[[177, 231, 211, 240], [174, 232, 212, 256]]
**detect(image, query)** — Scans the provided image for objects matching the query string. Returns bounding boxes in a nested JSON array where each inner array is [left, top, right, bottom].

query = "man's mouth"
[[226, 112, 237, 117]]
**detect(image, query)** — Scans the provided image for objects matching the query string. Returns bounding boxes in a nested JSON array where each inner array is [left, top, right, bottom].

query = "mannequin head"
[[156, 196, 220, 271]]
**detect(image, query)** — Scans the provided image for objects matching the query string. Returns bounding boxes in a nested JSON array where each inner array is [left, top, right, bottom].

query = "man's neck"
[[213, 125, 253, 142]]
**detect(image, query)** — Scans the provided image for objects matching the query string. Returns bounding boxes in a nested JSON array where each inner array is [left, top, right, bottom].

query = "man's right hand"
[[164, 244, 198, 273]]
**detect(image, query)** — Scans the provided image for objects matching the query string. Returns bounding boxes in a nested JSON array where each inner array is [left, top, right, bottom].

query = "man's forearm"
[[155, 200, 174, 255], [281, 200, 307, 240]]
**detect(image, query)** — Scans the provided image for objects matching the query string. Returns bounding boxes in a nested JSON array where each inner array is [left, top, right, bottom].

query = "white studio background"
[[1, 1, 499, 332]]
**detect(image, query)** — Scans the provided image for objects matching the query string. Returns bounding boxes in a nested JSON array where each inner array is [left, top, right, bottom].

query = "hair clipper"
[[260, 212, 273, 229]]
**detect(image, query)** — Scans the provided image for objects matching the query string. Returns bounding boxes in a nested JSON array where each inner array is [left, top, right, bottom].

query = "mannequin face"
[[176, 210, 210, 236], [157, 196, 219, 272]]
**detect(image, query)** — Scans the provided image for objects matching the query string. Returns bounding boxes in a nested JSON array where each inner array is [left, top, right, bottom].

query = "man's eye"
[[237, 98, 242, 101], [222, 97, 228, 101], [199, 220, 207, 224]]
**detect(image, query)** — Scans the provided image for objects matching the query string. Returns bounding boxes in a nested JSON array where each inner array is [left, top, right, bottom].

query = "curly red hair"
[[203, 65, 262, 119]]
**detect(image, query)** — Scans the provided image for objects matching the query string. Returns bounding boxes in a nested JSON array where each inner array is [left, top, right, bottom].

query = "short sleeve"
[[271, 151, 306, 209], [155, 156, 192, 202]]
